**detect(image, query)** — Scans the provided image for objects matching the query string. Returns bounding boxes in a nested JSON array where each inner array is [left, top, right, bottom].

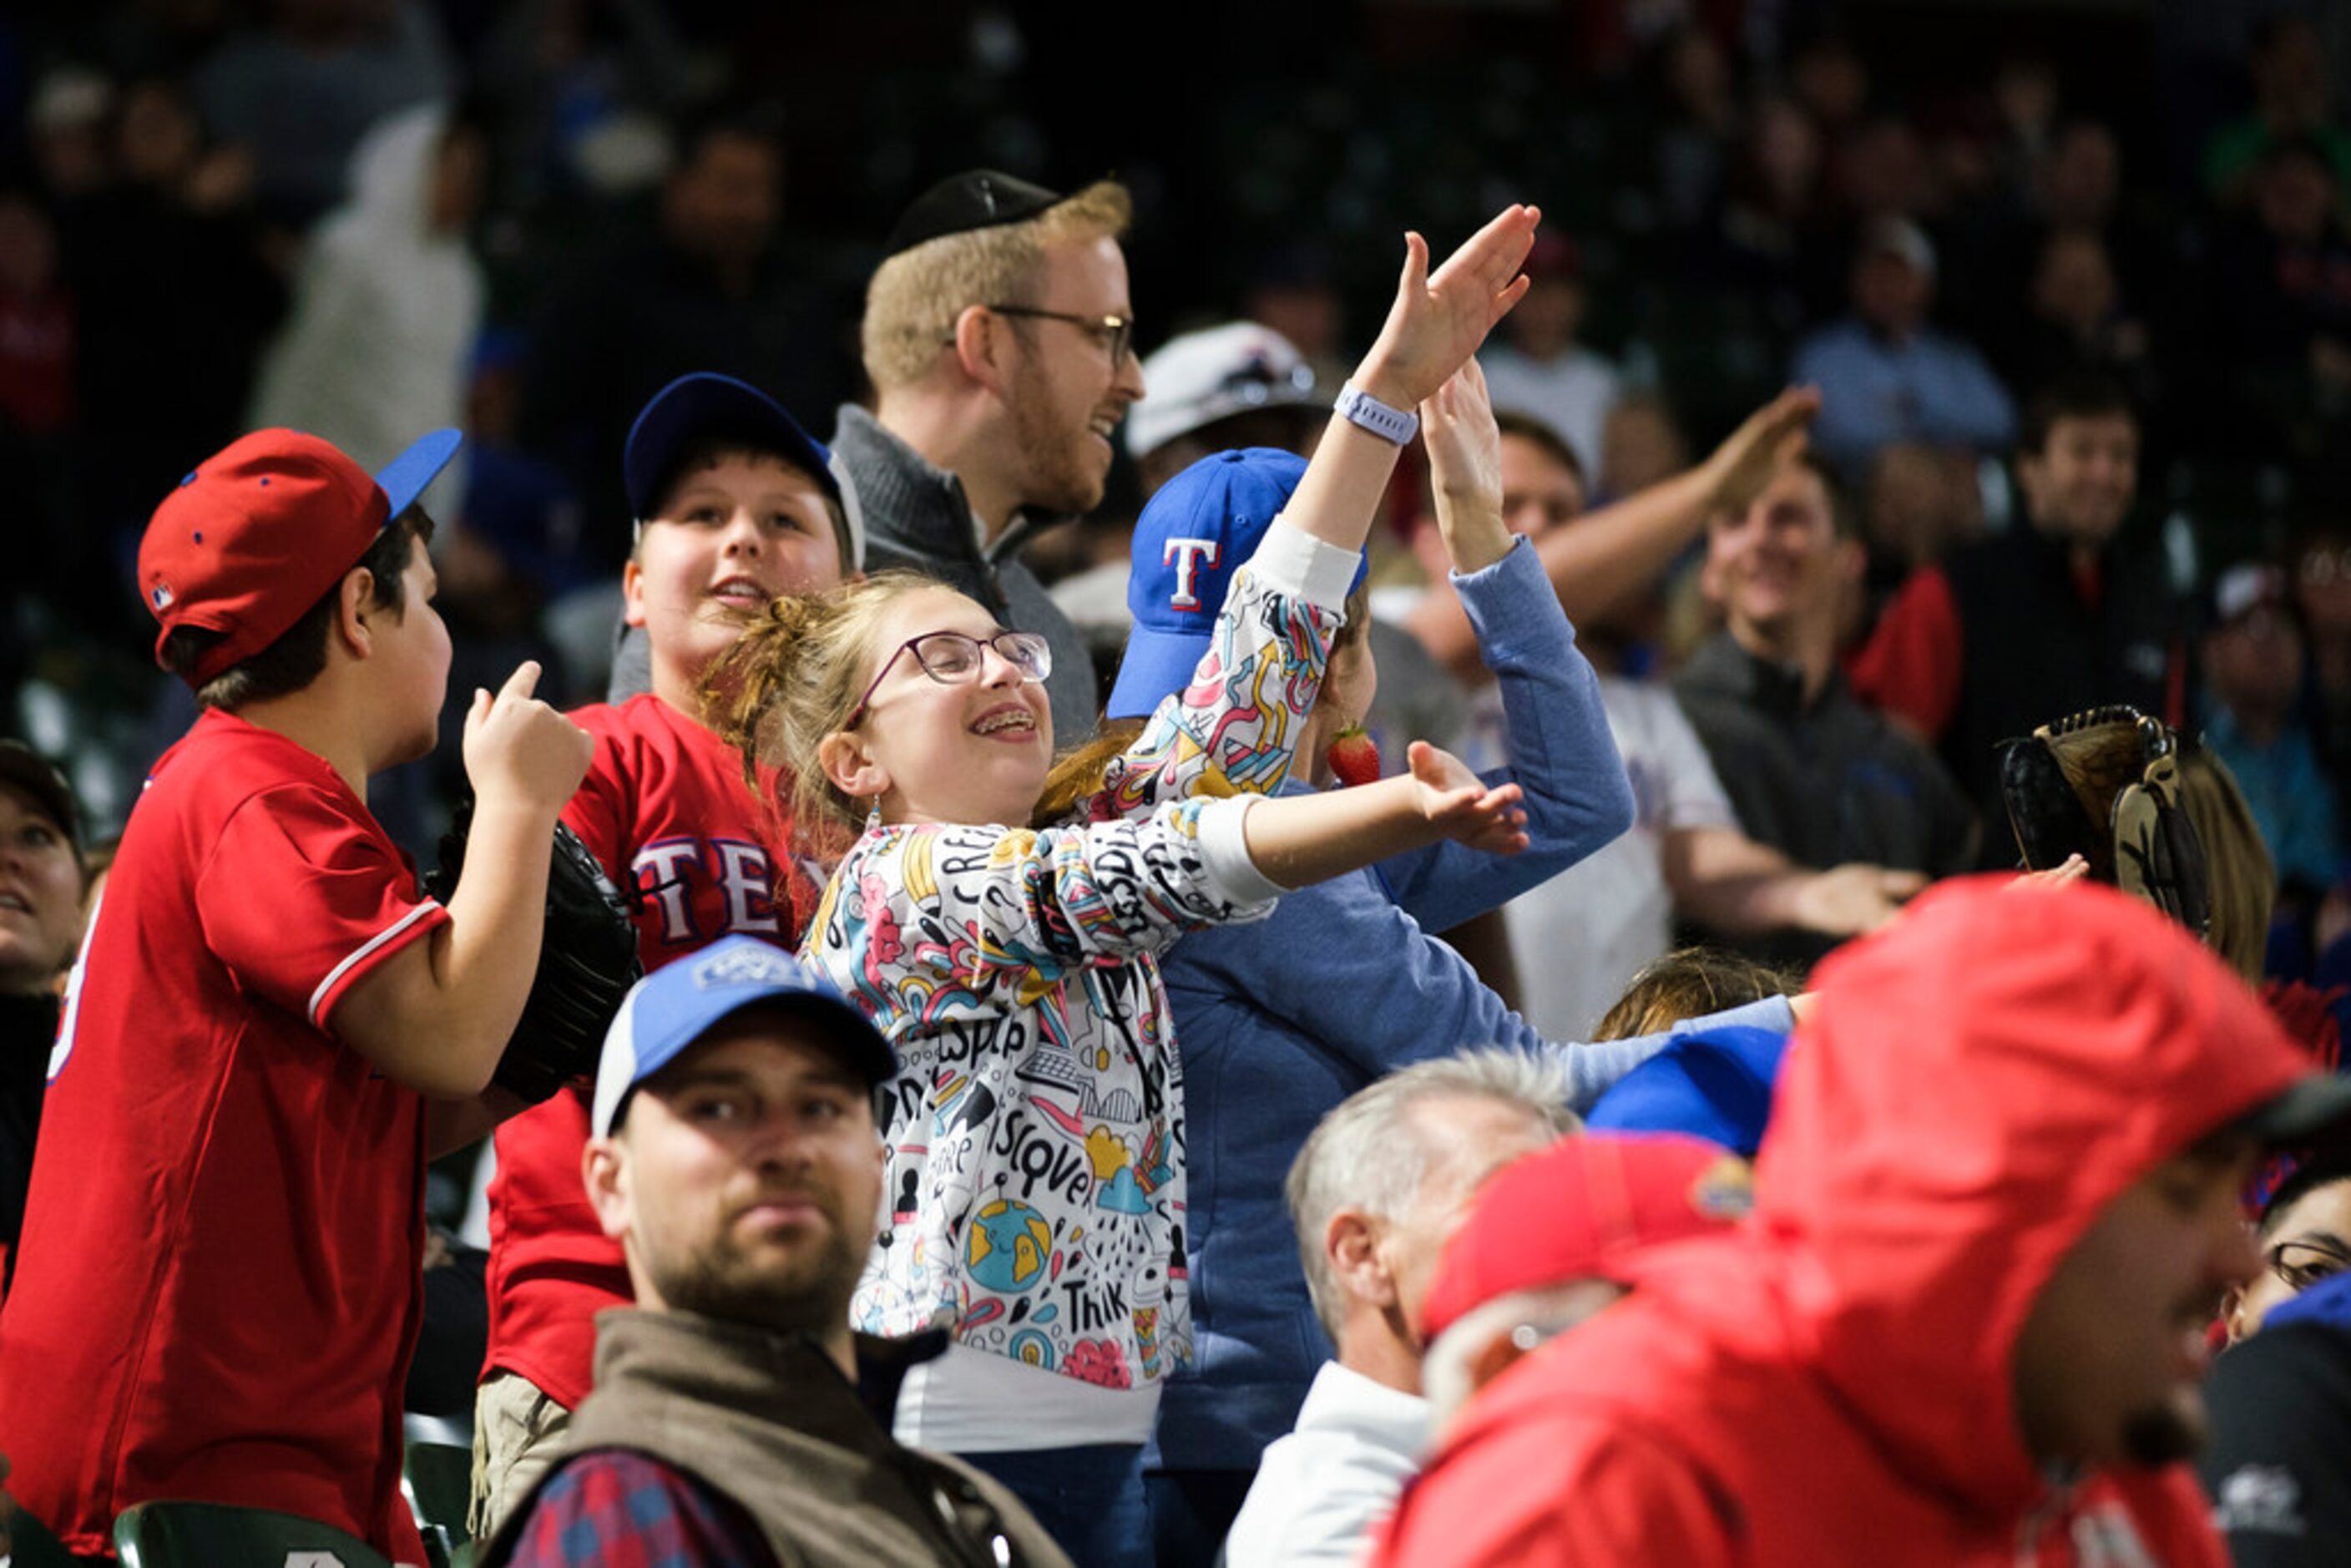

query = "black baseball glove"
[[426, 802, 642, 1103], [1998, 705, 2212, 938]]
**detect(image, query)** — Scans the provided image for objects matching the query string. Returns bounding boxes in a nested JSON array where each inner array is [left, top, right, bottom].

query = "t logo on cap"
[[1164, 539, 1221, 610]]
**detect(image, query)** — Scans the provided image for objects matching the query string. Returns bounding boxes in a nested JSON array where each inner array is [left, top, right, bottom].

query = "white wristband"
[[1335, 380, 1419, 445]]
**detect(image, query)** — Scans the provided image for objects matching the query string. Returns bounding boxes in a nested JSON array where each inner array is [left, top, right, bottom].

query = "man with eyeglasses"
[[2201, 1149, 2351, 1565], [481, 937, 1069, 1568], [835, 169, 1150, 747]]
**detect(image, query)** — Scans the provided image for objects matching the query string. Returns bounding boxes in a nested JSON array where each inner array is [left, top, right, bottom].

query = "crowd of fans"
[[11, 2, 2351, 1565]]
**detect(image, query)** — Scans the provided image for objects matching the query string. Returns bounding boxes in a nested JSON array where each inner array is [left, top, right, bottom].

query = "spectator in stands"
[[0, 188, 80, 646], [0, 743, 84, 1300], [1676, 451, 1976, 964], [1851, 373, 2183, 863], [2200, 1154, 2351, 1565], [1705, 95, 1833, 331], [2002, 226, 2156, 403], [1221, 1052, 1577, 1568], [2209, 134, 2351, 448], [523, 106, 851, 577], [1417, 407, 1924, 1034], [70, 73, 287, 609], [1587, 945, 1801, 1044], [249, 102, 488, 494], [482, 938, 1069, 1568], [1858, 441, 1979, 601], [2201, 1266, 2351, 1567], [2205, 13, 2351, 206], [1373, 878, 2351, 1565], [2293, 527, 2351, 835], [2224, 1150, 2351, 1343], [836, 169, 1149, 746], [1479, 234, 1622, 477], [190, 0, 451, 228], [1792, 215, 2018, 479], [2201, 563, 2343, 899], [1409, 1132, 1750, 1440]]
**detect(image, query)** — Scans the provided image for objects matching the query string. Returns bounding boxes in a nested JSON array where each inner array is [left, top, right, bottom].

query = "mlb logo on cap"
[[138, 427, 462, 686], [591, 935, 898, 1136]]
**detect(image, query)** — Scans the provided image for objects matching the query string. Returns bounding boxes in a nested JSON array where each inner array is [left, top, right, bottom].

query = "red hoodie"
[[1374, 878, 2312, 1566]]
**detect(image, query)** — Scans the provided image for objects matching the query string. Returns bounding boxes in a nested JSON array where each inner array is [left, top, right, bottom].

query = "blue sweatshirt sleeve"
[[1378, 536, 1635, 933], [1168, 880, 1793, 1111]]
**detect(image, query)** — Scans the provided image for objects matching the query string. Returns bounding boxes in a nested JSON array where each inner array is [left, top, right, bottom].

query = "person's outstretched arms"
[[1241, 741, 1529, 889]]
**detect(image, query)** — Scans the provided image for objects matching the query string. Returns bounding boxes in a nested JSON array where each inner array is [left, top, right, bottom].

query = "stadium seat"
[[402, 1442, 476, 1568], [3, 1497, 82, 1568], [112, 1500, 394, 1568]]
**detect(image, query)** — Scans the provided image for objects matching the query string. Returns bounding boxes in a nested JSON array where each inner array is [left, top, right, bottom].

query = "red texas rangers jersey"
[[483, 693, 813, 1409], [0, 709, 443, 1565]]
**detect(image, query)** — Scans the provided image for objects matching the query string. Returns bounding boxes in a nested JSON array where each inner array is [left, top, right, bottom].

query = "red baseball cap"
[[139, 427, 462, 685], [1419, 1131, 1752, 1342]]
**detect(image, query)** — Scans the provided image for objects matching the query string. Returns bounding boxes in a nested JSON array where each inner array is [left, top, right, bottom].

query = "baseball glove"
[[426, 803, 642, 1103], [1997, 705, 2212, 939]]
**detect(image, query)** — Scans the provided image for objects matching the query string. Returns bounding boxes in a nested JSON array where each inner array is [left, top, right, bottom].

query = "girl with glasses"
[[708, 207, 1541, 1565]]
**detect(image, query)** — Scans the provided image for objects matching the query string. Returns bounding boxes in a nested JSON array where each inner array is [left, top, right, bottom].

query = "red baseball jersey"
[[0, 710, 443, 1565], [482, 694, 811, 1409]]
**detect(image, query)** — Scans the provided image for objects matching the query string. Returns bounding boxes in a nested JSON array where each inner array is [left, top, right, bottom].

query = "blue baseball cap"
[[591, 935, 897, 1136], [1106, 448, 1365, 721], [377, 427, 464, 520], [1583, 1024, 1792, 1158], [622, 373, 851, 548]]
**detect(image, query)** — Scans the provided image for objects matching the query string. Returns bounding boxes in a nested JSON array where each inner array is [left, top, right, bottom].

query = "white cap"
[[1125, 321, 1324, 460]]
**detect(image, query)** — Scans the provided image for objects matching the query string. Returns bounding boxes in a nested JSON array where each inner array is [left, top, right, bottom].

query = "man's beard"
[[655, 1204, 867, 1338], [1009, 372, 1109, 518]]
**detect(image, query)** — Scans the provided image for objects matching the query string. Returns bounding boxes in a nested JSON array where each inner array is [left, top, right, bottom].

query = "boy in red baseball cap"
[[0, 427, 591, 1564]]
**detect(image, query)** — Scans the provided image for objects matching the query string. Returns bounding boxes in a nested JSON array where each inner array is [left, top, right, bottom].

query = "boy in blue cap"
[[476, 373, 863, 1528]]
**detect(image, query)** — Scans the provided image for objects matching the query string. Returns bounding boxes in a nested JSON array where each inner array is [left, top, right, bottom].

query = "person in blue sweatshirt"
[[1103, 364, 1799, 1561]]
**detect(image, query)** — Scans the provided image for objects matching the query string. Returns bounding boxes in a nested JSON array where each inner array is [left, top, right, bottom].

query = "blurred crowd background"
[[10, 0, 2351, 891]]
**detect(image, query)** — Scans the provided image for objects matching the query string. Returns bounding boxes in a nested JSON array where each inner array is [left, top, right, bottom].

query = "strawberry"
[[1325, 722, 1381, 788]]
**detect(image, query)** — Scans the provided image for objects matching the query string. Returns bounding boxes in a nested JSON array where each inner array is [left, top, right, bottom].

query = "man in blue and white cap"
[[487, 934, 1072, 1568]]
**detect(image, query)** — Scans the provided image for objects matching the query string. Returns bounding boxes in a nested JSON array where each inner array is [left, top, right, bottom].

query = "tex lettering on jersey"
[[630, 834, 782, 949]]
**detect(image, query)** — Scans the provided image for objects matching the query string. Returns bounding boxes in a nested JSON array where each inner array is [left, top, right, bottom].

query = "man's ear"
[[333, 566, 377, 658], [1327, 1209, 1397, 1310], [584, 1135, 631, 1245], [1833, 535, 1867, 585], [951, 305, 1011, 395], [818, 730, 889, 803]]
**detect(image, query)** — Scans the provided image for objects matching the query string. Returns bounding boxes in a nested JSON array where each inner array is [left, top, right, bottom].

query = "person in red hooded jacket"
[[1372, 875, 2351, 1566]]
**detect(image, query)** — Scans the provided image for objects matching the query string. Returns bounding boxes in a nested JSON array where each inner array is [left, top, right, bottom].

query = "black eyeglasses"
[[2266, 1237, 2351, 1292], [845, 629, 1054, 730], [986, 306, 1135, 368]]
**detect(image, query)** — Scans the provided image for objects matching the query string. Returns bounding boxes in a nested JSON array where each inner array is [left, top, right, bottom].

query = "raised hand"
[[1359, 205, 1541, 410], [1698, 385, 1823, 515], [463, 660, 593, 813], [2009, 853, 2090, 891], [1407, 740, 1529, 855], [1422, 361, 1512, 573], [1792, 862, 1926, 935]]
